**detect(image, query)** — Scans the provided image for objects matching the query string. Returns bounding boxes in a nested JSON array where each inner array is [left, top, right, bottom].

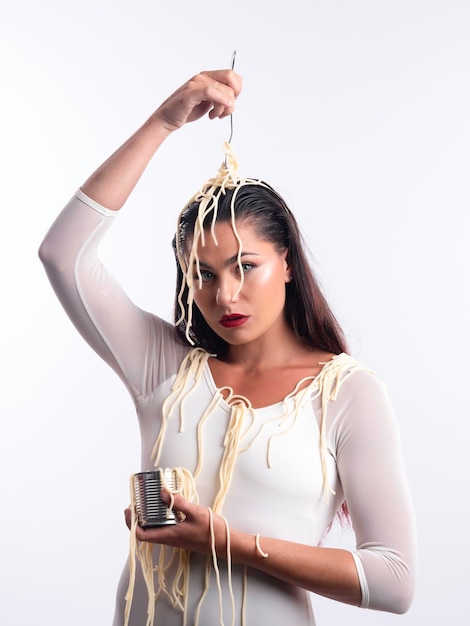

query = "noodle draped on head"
[[175, 142, 272, 345]]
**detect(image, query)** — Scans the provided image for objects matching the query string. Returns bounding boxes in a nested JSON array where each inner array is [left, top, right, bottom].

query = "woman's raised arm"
[[38, 70, 241, 399], [81, 69, 242, 210]]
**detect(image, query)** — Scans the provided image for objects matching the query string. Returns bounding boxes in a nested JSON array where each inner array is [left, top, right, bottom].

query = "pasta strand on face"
[[175, 142, 273, 345]]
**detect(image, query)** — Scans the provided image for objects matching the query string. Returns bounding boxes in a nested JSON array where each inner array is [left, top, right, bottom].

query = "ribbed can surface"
[[132, 469, 178, 527]]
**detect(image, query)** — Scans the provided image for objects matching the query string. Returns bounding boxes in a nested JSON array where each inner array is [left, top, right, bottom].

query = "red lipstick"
[[219, 314, 249, 328]]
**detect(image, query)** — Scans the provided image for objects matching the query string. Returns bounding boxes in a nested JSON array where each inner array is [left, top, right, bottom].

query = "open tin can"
[[132, 469, 178, 527]]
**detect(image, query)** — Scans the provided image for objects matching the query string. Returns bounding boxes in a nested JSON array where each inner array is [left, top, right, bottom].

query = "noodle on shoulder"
[[124, 347, 369, 626]]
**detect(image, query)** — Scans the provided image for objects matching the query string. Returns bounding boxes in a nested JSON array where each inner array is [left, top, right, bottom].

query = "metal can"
[[132, 469, 178, 527]]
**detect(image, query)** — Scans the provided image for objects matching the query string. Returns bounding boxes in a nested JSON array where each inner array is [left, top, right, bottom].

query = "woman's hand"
[[125, 490, 228, 556], [80, 68, 242, 210], [124, 489, 362, 606], [153, 69, 242, 133]]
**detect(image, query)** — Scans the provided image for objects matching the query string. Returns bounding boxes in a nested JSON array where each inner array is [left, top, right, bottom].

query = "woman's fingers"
[[200, 69, 242, 108], [201, 68, 242, 96], [180, 71, 239, 122], [124, 492, 219, 553], [155, 69, 242, 131]]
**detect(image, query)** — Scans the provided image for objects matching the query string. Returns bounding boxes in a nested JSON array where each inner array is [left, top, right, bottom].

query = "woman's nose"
[[216, 277, 241, 305]]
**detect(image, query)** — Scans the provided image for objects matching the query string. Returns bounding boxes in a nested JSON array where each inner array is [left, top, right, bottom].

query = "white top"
[[39, 190, 417, 626]]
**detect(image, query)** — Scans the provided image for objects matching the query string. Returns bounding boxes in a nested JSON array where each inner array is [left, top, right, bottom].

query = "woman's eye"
[[240, 263, 254, 273], [199, 270, 214, 282]]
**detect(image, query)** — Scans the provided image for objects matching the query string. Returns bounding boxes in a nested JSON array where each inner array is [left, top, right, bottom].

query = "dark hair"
[[172, 182, 348, 357]]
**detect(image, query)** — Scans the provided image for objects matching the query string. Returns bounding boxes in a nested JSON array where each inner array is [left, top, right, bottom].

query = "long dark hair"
[[172, 181, 348, 357]]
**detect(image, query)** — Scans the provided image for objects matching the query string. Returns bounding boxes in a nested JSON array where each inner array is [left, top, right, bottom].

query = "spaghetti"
[[175, 142, 274, 345], [124, 143, 373, 625], [125, 349, 371, 626]]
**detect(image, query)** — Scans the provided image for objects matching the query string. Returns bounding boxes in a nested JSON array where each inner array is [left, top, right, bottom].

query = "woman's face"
[[189, 220, 291, 348]]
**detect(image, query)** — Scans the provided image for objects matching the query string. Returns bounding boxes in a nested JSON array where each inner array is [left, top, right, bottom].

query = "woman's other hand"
[[125, 489, 228, 556]]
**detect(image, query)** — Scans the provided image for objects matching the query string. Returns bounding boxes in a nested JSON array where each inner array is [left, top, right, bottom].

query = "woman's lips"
[[219, 314, 249, 328]]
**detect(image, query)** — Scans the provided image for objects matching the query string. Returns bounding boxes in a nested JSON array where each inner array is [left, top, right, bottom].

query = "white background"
[[1, 1, 469, 624]]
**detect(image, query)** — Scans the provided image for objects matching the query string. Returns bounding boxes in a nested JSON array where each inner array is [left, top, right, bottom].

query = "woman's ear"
[[282, 250, 291, 282]]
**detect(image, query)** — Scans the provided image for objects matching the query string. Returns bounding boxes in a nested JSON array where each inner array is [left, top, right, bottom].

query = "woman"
[[39, 69, 417, 626]]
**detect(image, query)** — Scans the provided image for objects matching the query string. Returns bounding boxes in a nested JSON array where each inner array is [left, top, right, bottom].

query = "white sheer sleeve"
[[39, 190, 186, 403], [327, 369, 418, 613]]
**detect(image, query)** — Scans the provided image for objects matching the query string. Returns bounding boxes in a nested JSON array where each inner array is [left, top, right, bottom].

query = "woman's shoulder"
[[315, 353, 396, 419], [317, 352, 377, 393], [321, 354, 397, 424]]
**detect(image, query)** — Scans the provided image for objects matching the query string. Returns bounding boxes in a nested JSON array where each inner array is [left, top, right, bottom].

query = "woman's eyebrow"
[[223, 252, 259, 267], [196, 251, 260, 270]]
